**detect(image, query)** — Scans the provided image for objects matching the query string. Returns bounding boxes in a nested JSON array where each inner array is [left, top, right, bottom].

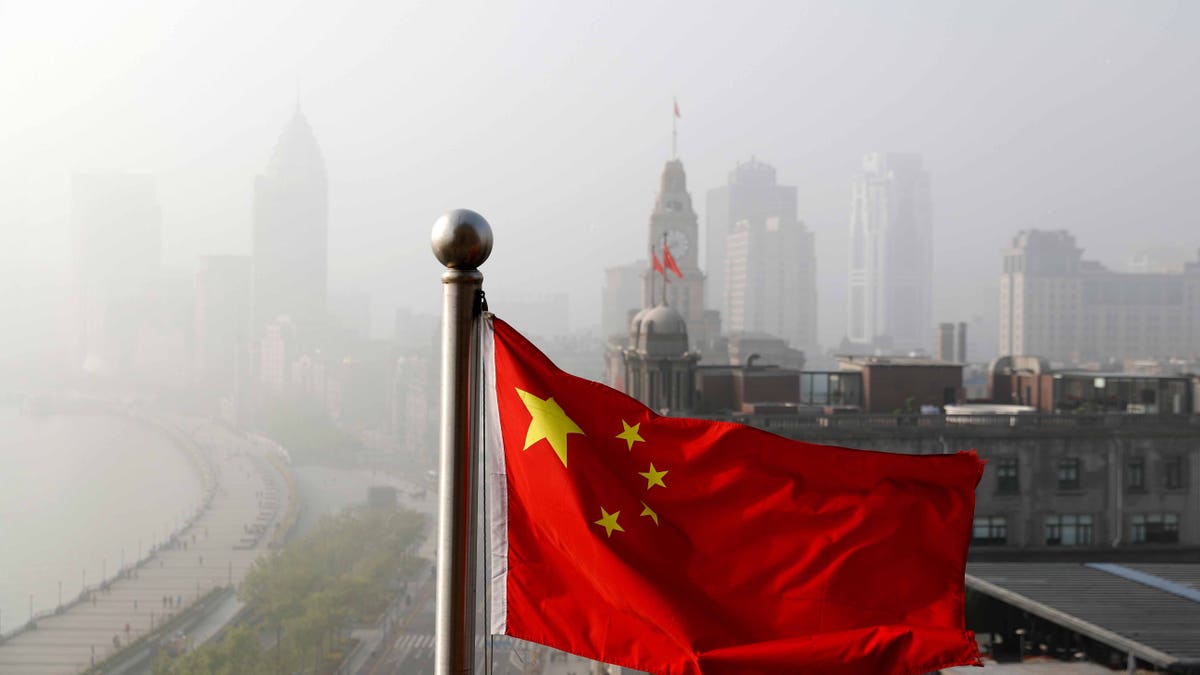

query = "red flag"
[[651, 249, 668, 280], [674, 99, 681, 118], [483, 315, 982, 675], [662, 242, 683, 279]]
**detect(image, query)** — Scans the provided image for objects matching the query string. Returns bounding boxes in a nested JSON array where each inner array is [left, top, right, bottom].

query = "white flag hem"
[[482, 313, 509, 635]]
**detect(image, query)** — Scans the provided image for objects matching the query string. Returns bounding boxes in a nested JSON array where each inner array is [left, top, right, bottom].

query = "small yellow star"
[[616, 420, 645, 451], [594, 507, 624, 537], [638, 463, 668, 490], [516, 388, 584, 468], [639, 501, 659, 526]]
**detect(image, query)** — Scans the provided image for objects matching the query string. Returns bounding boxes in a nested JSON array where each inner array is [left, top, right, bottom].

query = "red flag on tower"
[[483, 315, 983, 675], [651, 248, 667, 281], [662, 242, 683, 279], [673, 98, 681, 118]]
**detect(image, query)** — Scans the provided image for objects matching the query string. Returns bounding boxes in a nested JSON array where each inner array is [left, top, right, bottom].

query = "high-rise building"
[[195, 255, 252, 394], [71, 172, 163, 374], [253, 105, 328, 340], [705, 158, 798, 311], [723, 215, 817, 354], [1000, 230, 1200, 364], [641, 159, 709, 350], [846, 153, 933, 353]]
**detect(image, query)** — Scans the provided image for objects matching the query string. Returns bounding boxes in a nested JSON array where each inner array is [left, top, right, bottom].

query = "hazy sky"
[[2, 0, 1198, 356]]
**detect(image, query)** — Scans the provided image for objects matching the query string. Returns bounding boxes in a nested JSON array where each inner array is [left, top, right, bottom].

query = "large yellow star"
[[616, 420, 645, 451], [638, 463, 668, 490], [594, 507, 624, 537], [516, 388, 584, 468], [639, 501, 659, 526]]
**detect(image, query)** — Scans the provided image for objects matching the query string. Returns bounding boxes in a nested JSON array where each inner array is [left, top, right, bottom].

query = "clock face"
[[665, 229, 689, 260]]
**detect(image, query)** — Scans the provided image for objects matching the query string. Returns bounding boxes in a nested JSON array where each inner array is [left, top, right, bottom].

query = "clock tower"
[[642, 159, 709, 350]]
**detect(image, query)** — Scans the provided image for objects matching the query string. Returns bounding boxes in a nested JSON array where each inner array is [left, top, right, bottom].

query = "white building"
[[846, 153, 933, 354], [1000, 230, 1200, 365]]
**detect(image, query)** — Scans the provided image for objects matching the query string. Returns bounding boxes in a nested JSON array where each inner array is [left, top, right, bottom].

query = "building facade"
[[705, 158, 798, 315], [253, 106, 329, 341], [1000, 230, 1200, 364], [847, 153, 933, 353], [724, 215, 817, 353], [620, 305, 699, 413]]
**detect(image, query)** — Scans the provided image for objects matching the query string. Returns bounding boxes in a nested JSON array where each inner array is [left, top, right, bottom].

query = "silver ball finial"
[[430, 209, 493, 270]]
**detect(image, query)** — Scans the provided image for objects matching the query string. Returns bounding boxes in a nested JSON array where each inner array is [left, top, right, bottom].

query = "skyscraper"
[[253, 105, 328, 340], [642, 159, 709, 350], [846, 153, 933, 353], [705, 158, 798, 311], [723, 215, 817, 354], [71, 172, 162, 374]]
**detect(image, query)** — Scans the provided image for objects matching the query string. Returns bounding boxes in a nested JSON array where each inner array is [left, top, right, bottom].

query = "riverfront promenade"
[[0, 418, 290, 675]]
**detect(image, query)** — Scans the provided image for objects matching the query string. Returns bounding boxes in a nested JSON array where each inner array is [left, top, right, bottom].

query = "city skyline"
[[2, 2, 1198, 366]]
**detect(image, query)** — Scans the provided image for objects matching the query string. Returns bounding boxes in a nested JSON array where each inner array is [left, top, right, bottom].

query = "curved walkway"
[[0, 418, 289, 675]]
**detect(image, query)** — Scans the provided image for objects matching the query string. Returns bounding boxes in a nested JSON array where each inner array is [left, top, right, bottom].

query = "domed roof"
[[629, 306, 653, 335], [266, 107, 326, 181], [640, 304, 687, 335], [633, 304, 689, 356]]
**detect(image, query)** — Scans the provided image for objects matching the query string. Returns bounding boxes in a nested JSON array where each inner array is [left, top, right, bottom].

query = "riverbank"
[[0, 417, 292, 675]]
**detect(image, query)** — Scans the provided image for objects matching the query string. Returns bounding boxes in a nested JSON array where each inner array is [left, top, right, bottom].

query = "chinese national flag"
[[483, 315, 982, 675], [651, 249, 668, 280], [662, 242, 684, 279]]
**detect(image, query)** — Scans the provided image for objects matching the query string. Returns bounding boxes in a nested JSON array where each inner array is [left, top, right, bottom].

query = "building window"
[[1126, 459, 1145, 492], [1163, 457, 1185, 490], [1056, 458, 1081, 490], [972, 516, 1008, 545], [1045, 514, 1094, 546], [1131, 514, 1180, 544], [996, 458, 1019, 494]]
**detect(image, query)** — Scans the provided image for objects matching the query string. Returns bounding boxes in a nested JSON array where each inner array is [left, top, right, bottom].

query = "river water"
[[0, 407, 203, 633]]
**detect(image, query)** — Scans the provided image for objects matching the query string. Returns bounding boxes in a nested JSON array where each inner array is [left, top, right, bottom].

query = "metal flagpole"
[[661, 233, 669, 306], [672, 100, 678, 159], [649, 246, 656, 307], [431, 209, 493, 675]]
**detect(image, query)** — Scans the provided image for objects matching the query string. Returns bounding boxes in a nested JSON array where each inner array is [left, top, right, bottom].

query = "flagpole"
[[672, 107, 677, 159], [649, 246, 655, 308], [431, 209, 493, 675], [661, 232, 669, 306]]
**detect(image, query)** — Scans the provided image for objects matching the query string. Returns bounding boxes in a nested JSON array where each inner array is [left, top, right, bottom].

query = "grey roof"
[[966, 562, 1200, 669]]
